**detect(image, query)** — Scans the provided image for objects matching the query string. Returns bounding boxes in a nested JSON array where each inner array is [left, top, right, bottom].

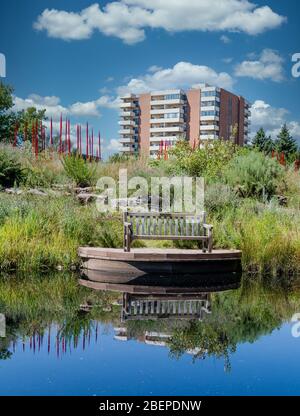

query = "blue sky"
[[1, 0, 300, 157]]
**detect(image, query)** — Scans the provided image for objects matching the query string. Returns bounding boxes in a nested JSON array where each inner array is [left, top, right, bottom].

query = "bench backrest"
[[124, 212, 206, 237]]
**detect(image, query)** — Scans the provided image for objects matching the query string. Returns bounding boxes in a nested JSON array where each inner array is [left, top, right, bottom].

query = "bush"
[[0, 146, 24, 188], [168, 139, 241, 180], [225, 151, 284, 199], [62, 155, 97, 187], [205, 183, 238, 213]]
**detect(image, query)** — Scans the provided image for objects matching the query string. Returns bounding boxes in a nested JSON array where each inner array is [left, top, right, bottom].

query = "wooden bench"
[[123, 212, 213, 253]]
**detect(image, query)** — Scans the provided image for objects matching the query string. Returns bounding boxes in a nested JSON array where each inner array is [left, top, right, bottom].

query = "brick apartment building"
[[119, 83, 251, 158]]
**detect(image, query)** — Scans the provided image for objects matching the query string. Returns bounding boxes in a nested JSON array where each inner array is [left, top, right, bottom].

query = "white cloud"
[[235, 49, 285, 82], [34, 9, 93, 40], [220, 35, 231, 44], [96, 95, 120, 109], [106, 138, 122, 152], [69, 101, 100, 117], [34, 1, 286, 44], [117, 61, 234, 94], [222, 57, 233, 64], [12, 93, 119, 119], [148, 65, 163, 73], [250, 100, 300, 141], [13, 95, 68, 118]]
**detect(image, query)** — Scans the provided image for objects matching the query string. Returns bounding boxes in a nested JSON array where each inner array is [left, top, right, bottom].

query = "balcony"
[[118, 120, 136, 127], [201, 105, 219, 112], [120, 102, 136, 109], [150, 98, 185, 106], [119, 128, 135, 135], [201, 115, 220, 122], [120, 137, 134, 144], [200, 134, 219, 140], [200, 124, 219, 131], [149, 145, 160, 151], [120, 111, 135, 117], [201, 96, 220, 103], [150, 117, 183, 124], [149, 126, 184, 134], [121, 146, 135, 153], [149, 135, 178, 142], [150, 108, 184, 115]]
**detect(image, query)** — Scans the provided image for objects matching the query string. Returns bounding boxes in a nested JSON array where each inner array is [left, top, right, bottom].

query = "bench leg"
[[124, 226, 131, 252], [207, 229, 213, 254]]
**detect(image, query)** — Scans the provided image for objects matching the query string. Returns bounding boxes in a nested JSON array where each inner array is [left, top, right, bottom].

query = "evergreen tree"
[[275, 124, 298, 158], [252, 128, 274, 154]]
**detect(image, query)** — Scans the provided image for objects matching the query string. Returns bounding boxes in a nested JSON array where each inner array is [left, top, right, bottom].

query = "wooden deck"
[[78, 247, 242, 276], [79, 276, 241, 294]]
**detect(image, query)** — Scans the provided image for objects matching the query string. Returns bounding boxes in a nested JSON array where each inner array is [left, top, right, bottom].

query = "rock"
[[5, 188, 23, 195], [27, 189, 48, 197], [77, 193, 106, 205], [74, 187, 94, 194]]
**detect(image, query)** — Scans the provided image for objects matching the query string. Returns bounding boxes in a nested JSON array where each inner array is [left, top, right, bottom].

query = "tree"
[[252, 128, 274, 154], [0, 82, 15, 143], [0, 82, 47, 146], [18, 107, 47, 143], [275, 124, 298, 159]]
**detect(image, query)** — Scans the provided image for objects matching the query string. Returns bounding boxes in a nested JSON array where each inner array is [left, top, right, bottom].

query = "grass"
[[0, 143, 300, 275], [0, 193, 123, 271]]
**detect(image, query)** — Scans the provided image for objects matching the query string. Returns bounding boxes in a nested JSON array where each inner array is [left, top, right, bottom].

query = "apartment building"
[[119, 84, 251, 157]]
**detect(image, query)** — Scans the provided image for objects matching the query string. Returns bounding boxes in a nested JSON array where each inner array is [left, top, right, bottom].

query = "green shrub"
[[205, 183, 238, 213], [168, 139, 241, 180], [62, 155, 97, 187], [225, 151, 284, 199], [0, 146, 24, 188]]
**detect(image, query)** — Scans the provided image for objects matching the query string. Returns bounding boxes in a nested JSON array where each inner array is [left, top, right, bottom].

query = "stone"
[[27, 189, 48, 197]]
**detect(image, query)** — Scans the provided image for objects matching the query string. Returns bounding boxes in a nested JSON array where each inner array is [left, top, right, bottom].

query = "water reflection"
[[1, 272, 300, 395], [0, 270, 298, 365]]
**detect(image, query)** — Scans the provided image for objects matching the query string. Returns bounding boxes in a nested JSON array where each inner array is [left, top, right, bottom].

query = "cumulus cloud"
[[34, 1, 286, 44], [13, 95, 68, 118], [117, 61, 234, 94], [250, 100, 300, 141], [13, 94, 119, 119], [235, 49, 285, 82]]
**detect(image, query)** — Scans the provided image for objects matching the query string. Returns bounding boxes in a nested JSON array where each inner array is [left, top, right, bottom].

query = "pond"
[[0, 272, 300, 396]]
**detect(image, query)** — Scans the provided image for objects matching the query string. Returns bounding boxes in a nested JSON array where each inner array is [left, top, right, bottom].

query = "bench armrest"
[[203, 223, 213, 230], [124, 222, 132, 228]]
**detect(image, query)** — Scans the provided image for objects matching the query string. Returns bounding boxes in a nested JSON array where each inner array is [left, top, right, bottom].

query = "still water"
[[0, 272, 299, 396]]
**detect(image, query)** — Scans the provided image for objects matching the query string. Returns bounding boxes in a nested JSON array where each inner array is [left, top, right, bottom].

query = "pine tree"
[[275, 124, 298, 158], [252, 128, 274, 154]]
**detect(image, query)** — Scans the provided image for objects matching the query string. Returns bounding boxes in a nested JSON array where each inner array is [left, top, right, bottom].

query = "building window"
[[201, 100, 219, 107], [202, 91, 220, 98], [165, 94, 180, 100], [165, 113, 180, 119], [201, 110, 220, 117]]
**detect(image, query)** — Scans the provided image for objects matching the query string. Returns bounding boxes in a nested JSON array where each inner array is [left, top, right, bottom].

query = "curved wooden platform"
[[79, 275, 241, 294], [78, 247, 242, 276]]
